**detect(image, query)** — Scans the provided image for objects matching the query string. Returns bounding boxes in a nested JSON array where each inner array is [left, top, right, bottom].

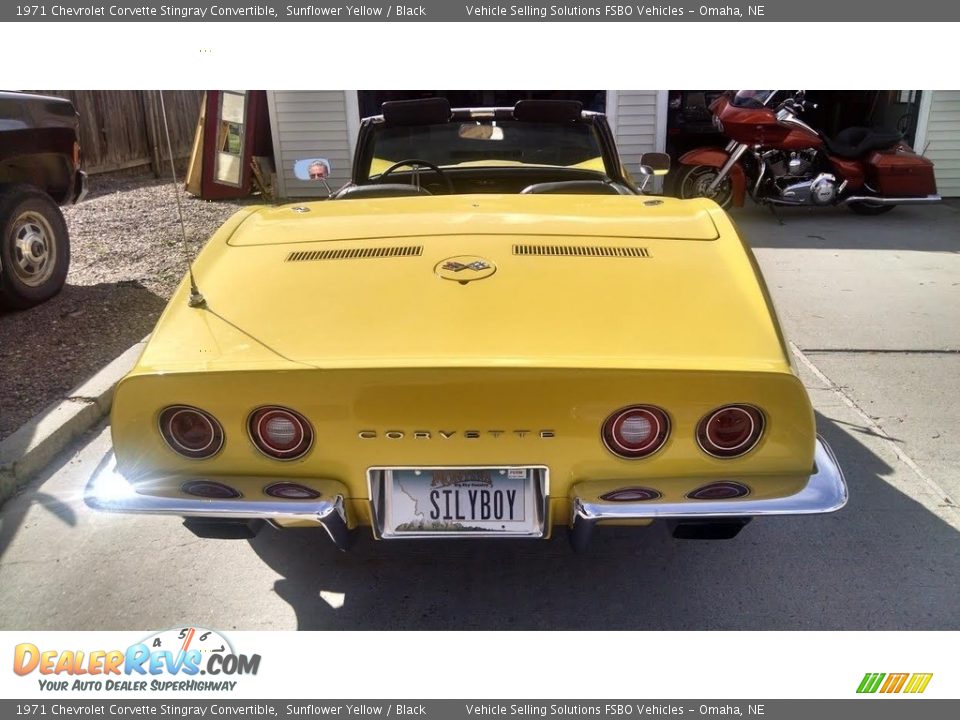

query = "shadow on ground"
[[0, 282, 163, 440], [246, 413, 960, 630], [732, 203, 960, 253]]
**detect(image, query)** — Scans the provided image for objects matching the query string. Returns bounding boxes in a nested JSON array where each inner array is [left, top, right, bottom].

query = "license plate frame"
[[367, 465, 549, 539]]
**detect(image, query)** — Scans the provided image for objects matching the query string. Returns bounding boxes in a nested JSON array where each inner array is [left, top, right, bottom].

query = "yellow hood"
[[133, 195, 790, 375]]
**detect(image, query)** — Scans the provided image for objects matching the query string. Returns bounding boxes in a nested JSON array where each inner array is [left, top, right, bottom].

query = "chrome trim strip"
[[366, 465, 549, 539], [840, 194, 941, 206], [570, 437, 846, 546], [775, 108, 820, 137], [83, 454, 352, 550]]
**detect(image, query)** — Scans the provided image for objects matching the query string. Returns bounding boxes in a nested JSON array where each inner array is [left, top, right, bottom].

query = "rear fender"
[[678, 148, 747, 207]]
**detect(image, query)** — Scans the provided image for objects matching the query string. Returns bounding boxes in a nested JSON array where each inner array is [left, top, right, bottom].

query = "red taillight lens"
[[159, 406, 224, 459], [248, 407, 313, 460], [687, 481, 751, 500], [181, 480, 240, 499], [265, 482, 321, 499], [599, 487, 662, 502], [697, 404, 764, 458], [601, 405, 670, 459]]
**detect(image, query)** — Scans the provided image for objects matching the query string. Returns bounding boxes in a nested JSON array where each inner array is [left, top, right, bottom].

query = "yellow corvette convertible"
[[86, 99, 846, 550]]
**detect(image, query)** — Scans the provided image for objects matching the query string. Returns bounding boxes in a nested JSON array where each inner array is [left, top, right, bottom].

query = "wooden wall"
[[29, 90, 203, 175]]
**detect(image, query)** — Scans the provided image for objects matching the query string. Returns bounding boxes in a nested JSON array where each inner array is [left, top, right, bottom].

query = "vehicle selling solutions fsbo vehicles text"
[[462, 5, 764, 17]]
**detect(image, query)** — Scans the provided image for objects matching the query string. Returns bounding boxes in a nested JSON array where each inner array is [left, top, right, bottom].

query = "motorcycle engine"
[[764, 149, 838, 205], [764, 150, 816, 178]]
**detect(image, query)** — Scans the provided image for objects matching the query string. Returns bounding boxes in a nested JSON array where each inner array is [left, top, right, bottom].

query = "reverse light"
[[687, 481, 751, 500], [697, 404, 765, 458], [599, 487, 662, 502], [248, 406, 314, 460], [181, 480, 240, 499], [601, 405, 670, 459], [159, 405, 224, 459], [265, 482, 322, 499]]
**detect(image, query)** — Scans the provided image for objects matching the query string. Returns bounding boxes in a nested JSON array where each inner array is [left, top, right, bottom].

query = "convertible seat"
[[824, 126, 903, 159]]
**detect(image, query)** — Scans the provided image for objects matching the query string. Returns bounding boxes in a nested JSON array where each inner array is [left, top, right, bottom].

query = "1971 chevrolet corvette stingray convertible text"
[[86, 99, 847, 550]]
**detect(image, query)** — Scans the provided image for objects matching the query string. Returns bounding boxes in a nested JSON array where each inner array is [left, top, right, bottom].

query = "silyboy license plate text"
[[387, 467, 532, 533]]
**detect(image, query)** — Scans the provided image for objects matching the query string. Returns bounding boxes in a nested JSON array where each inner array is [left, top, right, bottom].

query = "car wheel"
[[672, 164, 734, 209], [847, 201, 895, 216], [0, 185, 70, 310]]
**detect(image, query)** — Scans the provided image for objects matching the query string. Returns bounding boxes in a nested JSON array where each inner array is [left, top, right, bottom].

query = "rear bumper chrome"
[[84, 454, 353, 550], [569, 437, 846, 549]]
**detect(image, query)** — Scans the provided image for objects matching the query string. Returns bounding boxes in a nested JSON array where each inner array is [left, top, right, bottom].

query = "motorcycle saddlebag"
[[866, 148, 937, 196]]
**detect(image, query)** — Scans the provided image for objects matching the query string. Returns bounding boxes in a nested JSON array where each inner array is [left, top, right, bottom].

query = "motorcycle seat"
[[824, 126, 904, 159]]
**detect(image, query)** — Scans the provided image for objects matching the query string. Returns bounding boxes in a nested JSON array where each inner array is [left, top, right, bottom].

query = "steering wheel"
[[376, 159, 454, 194]]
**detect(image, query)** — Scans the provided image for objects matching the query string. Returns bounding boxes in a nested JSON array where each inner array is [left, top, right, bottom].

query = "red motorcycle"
[[672, 90, 940, 215]]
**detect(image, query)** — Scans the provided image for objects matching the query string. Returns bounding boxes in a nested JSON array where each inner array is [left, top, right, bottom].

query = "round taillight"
[[599, 487, 662, 502], [181, 480, 240, 499], [601, 405, 670, 459], [248, 407, 313, 460], [159, 406, 224, 459], [687, 481, 751, 500], [697, 404, 765, 458], [265, 482, 322, 499]]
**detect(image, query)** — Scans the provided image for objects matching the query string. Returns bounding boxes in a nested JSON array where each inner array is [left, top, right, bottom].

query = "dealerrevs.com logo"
[[13, 627, 260, 692], [857, 672, 933, 694]]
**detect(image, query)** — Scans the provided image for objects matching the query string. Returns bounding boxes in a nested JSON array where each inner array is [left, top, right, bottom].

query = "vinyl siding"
[[267, 91, 353, 199], [612, 90, 660, 169], [925, 91, 960, 197]]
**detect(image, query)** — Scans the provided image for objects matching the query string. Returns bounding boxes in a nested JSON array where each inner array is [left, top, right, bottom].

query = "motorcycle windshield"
[[732, 90, 775, 108]]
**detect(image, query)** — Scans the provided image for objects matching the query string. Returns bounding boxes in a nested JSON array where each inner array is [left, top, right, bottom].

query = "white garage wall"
[[609, 90, 665, 167], [267, 90, 353, 199], [920, 90, 960, 197]]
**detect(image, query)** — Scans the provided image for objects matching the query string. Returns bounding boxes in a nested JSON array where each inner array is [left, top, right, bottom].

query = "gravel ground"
[[0, 171, 258, 441]]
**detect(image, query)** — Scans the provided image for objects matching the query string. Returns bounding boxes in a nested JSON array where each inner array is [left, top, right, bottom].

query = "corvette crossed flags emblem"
[[442, 260, 491, 272]]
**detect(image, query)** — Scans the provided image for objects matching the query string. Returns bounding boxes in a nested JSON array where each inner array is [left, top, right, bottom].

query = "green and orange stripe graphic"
[[857, 672, 933, 694]]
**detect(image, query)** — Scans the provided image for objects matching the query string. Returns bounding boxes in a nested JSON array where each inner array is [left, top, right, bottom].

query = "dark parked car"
[[0, 91, 86, 309]]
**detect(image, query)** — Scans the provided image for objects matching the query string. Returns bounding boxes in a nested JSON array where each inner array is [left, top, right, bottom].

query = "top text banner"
[[6, 1, 960, 22]]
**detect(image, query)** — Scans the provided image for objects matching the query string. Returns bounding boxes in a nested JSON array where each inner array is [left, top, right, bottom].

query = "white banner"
[[2, 631, 955, 699]]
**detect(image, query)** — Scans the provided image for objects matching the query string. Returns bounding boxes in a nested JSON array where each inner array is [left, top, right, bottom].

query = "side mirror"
[[293, 158, 333, 196], [637, 152, 671, 192], [640, 152, 671, 176]]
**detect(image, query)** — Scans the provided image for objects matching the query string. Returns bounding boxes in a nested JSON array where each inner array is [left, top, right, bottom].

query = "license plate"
[[380, 466, 544, 537]]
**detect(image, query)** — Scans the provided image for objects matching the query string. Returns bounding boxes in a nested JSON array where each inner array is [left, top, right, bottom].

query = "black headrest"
[[381, 98, 451, 126], [513, 100, 583, 123]]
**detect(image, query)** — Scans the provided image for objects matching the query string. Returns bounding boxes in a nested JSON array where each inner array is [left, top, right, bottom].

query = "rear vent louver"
[[513, 244, 650, 258], [286, 246, 422, 262]]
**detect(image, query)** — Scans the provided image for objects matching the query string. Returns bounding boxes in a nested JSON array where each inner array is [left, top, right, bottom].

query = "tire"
[[847, 201, 895, 216], [0, 185, 70, 310], [671, 164, 734, 209]]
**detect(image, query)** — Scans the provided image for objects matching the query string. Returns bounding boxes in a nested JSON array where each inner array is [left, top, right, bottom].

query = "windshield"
[[731, 90, 777, 108], [362, 120, 606, 179]]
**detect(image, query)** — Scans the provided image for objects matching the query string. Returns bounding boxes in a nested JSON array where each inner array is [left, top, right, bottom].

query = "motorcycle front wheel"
[[672, 165, 734, 209]]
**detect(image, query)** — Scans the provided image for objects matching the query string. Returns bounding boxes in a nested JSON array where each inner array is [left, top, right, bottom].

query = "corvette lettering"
[[358, 430, 555, 439]]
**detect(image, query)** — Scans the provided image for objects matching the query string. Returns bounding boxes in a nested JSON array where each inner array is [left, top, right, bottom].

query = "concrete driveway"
[[1, 201, 958, 630]]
